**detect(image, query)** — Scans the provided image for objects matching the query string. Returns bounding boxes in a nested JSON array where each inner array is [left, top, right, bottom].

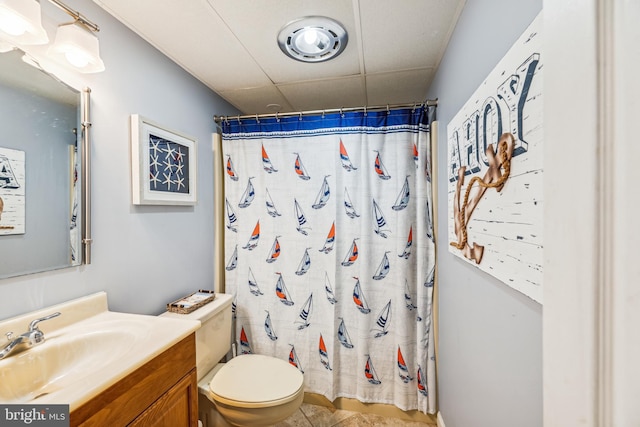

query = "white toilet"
[[161, 293, 304, 427]]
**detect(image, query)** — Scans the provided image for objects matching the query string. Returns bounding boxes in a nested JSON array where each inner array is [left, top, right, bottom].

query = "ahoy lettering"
[[448, 53, 539, 182]]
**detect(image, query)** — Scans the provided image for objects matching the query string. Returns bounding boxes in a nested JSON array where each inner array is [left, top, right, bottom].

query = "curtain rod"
[[213, 99, 438, 124]]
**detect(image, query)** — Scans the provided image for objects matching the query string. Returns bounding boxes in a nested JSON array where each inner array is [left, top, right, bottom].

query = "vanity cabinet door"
[[129, 369, 198, 427]]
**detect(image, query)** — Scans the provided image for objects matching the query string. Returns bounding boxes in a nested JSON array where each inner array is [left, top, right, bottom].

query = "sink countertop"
[[0, 292, 200, 409]]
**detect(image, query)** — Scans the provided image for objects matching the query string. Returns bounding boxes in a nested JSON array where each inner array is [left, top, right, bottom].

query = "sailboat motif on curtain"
[[265, 236, 281, 263], [372, 251, 390, 280], [275, 272, 294, 306], [324, 272, 337, 304], [319, 222, 335, 253], [339, 140, 358, 171], [293, 152, 310, 180], [392, 176, 410, 211], [312, 175, 331, 209], [372, 300, 391, 338], [295, 248, 311, 275], [231, 294, 237, 319], [344, 188, 360, 218], [365, 355, 381, 385], [424, 265, 435, 288], [404, 279, 417, 311], [373, 150, 391, 180], [239, 326, 252, 354], [225, 245, 238, 271], [225, 198, 238, 232], [341, 239, 359, 266], [413, 143, 419, 169], [248, 268, 263, 296], [397, 346, 413, 383], [398, 226, 413, 259], [261, 144, 278, 173], [264, 310, 277, 341], [265, 188, 282, 217], [289, 345, 304, 373], [337, 318, 354, 348], [295, 293, 313, 330], [294, 199, 311, 235], [417, 365, 428, 396], [352, 277, 371, 314], [242, 221, 260, 250], [226, 155, 239, 181], [426, 194, 434, 242], [372, 200, 390, 238], [319, 334, 332, 371], [238, 177, 255, 208]]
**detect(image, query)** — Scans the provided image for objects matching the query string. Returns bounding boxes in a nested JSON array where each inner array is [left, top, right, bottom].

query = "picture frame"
[[130, 114, 197, 205]]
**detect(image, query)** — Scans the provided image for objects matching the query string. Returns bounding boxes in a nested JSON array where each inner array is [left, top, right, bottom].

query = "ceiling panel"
[[277, 76, 366, 112], [208, 0, 362, 83], [365, 68, 434, 106], [217, 86, 294, 116]]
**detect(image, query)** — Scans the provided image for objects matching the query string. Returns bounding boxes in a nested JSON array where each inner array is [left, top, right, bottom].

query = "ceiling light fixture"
[[277, 16, 348, 63], [0, 0, 104, 73]]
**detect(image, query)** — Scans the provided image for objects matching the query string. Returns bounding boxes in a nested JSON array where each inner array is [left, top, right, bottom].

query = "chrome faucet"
[[0, 312, 61, 360]]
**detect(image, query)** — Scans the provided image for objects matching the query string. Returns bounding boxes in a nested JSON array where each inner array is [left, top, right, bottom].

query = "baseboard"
[[303, 392, 437, 424], [437, 411, 446, 427]]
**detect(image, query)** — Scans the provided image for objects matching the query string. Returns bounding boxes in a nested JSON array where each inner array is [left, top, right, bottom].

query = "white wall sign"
[[0, 147, 25, 235], [447, 13, 543, 303]]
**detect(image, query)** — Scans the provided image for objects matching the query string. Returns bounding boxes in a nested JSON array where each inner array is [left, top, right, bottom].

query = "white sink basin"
[[0, 293, 200, 409]]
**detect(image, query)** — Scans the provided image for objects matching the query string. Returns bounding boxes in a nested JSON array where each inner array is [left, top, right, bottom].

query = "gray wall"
[[0, 0, 238, 319], [426, 1, 542, 426]]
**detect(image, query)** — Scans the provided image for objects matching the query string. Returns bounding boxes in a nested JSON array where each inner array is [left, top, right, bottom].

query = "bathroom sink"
[[0, 318, 146, 403], [0, 293, 200, 409]]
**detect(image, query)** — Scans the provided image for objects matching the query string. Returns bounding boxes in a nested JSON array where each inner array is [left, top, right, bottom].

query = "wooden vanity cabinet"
[[71, 334, 198, 427]]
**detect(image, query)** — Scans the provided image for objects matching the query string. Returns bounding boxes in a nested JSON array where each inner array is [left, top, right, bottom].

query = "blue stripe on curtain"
[[222, 105, 436, 414]]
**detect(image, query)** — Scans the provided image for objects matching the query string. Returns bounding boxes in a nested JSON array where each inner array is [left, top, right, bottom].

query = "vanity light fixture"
[[0, 0, 105, 73], [0, 0, 48, 45], [277, 16, 348, 63]]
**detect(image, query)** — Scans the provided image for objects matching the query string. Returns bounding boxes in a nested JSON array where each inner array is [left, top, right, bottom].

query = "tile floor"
[[273, 403, 436, 427]]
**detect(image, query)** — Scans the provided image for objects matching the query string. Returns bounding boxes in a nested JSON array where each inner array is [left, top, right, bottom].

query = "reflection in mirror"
[[0, 49, 82, 279]]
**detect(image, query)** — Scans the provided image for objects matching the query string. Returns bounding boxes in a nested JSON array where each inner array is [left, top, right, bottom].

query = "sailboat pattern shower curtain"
[[221, 107, 436, 413]]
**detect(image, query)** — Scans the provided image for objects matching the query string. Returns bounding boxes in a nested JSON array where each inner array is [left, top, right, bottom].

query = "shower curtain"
[[221, 106, 436, 413]]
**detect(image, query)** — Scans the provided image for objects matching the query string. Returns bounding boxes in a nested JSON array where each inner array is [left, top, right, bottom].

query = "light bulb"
[[64, 50, 89, 68], [303, 28, 318, 45], [0, 13, 29, 36]]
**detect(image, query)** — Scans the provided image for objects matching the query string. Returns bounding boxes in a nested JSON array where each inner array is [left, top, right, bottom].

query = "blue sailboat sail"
[[372, 300, 391, 338], [295, 248, 311, 275], [312, 175, 330, 209], [372, 252, 390, 280], [295, 293, 313, 330], [264, 310, 277, 341], [238, 177, 255, 208], [392, 176, 410, 211]]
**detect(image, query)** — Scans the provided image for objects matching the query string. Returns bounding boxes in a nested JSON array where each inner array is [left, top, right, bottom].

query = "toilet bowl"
[[205, 354, 304, 427], [161, 294, 304, 427]]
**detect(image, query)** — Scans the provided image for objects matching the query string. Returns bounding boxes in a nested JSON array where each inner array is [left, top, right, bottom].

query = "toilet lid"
[[209, 354, 303, 407]]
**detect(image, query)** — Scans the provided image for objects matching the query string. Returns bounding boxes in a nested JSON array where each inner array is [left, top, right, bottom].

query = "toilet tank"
[[161, 293, 233, 381]]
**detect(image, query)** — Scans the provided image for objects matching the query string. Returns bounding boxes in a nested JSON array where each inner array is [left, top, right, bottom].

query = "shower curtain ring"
[[299, 112, 303, 121], [224, 116, 229, 125], [275, 112, 280, 122], [386, 105, 390, 114], [363, 106, 367, 116], [340, 107, 344, 118], [322, 110, 325, 119], [237, 115, 241, 124], [255, 114, 260, 124], [412, 103, 417, 113]]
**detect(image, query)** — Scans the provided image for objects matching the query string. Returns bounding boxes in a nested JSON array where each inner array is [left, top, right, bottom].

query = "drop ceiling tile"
[[359, 0, 465, 73], [277, 76, 366, 112], [93, 0, 272, 90], [218, 86, 294, 115], [207, 0, 362, 83], [365, 68, 434, 106]]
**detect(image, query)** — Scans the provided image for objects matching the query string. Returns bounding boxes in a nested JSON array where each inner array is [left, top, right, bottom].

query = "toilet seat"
[[209, 354, 304, 409]]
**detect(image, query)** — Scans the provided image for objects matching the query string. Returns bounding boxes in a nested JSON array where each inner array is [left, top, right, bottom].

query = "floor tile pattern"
[[274, 403, 436, 426]]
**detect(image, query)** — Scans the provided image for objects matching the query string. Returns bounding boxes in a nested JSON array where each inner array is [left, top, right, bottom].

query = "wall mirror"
[[0, 48, 91, 279]]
